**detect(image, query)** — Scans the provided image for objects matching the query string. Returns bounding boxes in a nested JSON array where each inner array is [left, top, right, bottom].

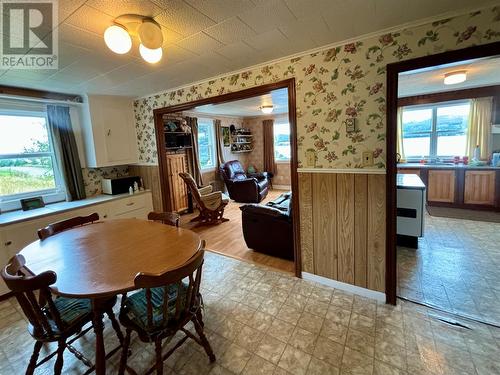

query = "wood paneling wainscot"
[[312, 173, 337, 279], [128, 165, 163, 211], [298, 173, 314, 273], [301, 171, 386, 293]]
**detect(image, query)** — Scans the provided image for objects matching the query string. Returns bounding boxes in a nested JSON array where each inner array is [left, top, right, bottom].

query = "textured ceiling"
[[398, 55, 500, 97], [0, 0, 496, 98], [192, 87, 288, 116]]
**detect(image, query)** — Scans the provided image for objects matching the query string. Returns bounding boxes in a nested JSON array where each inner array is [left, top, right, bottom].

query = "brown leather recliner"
[[240, 192, 294, 260], [220, 160, 270, 203]]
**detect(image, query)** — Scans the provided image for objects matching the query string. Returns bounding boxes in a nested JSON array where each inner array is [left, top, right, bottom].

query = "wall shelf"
[[231, 128, 253, 153]]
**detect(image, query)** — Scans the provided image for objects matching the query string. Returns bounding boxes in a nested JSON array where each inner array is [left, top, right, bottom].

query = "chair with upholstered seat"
[[1, 254, 99, 375], [36, 212, 124, 352], [147, 211, 180, 227], [179, 172, 229, 225], [37, 212, 100, 240], [118, 245, 215, 375]]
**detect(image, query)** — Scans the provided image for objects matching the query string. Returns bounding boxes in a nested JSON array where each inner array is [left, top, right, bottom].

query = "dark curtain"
[[263, 119, 277, 175], [188, 116, 204, 186], [214, 119, 224, 167], [47, 105, 86, 201]]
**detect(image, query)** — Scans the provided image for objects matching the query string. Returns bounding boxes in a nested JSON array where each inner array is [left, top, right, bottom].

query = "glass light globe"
[[104, 25, 132, 54], [444, 71, 467, 85], [139, 44, 162, 64]]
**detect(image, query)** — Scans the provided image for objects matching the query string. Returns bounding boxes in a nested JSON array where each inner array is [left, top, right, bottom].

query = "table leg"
[[92, 300, 106, 375]]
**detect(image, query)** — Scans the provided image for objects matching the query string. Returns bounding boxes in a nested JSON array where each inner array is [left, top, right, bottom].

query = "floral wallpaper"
[[82, 166, 129, 197], [134, 7, 500, 169]]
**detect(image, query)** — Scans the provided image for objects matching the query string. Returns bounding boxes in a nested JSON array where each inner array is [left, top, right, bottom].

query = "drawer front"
[[109, 194, 147, 217], [113, 208, 149, 220]]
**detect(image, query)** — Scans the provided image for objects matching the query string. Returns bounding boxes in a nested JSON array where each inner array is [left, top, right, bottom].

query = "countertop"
[[0, 190, 151, 227], [397, 174, 425, 190], [398, 163, 500, 170]]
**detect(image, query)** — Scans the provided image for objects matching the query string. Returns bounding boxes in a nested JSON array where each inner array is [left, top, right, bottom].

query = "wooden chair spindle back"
[[134, 245, 205, 330], [1, 254, 64, 336], [38, 212, 100, 240], [147, 211, 180, 227]]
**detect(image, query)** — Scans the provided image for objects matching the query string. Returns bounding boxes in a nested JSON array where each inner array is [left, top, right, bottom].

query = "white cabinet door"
[[102, 101, 137, 164], [83, 95, 138, 167]]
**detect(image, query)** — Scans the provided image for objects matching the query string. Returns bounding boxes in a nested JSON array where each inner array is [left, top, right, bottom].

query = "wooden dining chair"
[[118, 244, 215, 375], [147, 211, 180, 227], [36, 211, 125, 351], [1, 254, 99, 375], [37, 212, 100, 240]]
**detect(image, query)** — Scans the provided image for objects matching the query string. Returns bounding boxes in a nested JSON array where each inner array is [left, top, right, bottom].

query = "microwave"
[[101, 176, 141, 195]]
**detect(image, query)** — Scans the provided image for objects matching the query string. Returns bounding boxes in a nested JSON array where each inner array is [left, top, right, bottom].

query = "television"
[[165, 133, 192, 149]]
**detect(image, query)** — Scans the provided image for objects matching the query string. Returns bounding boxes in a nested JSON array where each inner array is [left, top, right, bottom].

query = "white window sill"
[[276, 160, 291, 164]]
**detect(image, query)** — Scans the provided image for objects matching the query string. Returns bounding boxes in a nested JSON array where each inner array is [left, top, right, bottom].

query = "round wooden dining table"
[[20, 218, 202, 375]]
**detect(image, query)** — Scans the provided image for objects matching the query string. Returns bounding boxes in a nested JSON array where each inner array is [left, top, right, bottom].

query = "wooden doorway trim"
[[385, 41, 500, 304], [153, 78, 302, 277]]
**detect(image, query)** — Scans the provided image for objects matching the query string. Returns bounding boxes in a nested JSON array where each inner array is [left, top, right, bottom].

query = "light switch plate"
[[362, 151, 373, 166], [306, 149, 316, 167]]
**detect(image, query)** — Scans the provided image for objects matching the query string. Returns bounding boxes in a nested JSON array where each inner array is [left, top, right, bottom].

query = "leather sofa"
[[220, 160, 270, 203], [240, 192, 294, 260]]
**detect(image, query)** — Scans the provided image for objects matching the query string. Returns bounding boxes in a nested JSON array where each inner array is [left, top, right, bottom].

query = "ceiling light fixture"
[[444, 70, 467, 85], [260, 105, 274, 114], [104, 15, 163, 64], [139, 44, 163, 64], [104, 25, 132, 54]]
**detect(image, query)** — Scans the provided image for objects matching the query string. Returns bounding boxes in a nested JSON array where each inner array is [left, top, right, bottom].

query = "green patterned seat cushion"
[[123, 283, 188, 331], [52, 297, 92, 325]]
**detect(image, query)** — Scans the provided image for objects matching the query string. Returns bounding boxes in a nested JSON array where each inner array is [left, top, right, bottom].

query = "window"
[[274, 122, 291, 161], [197, 120, 216, 170], [0, 110, 65, 211], [402, 101, 470, 160]]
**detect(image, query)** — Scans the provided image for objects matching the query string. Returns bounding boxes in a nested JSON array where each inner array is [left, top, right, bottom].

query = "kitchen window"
[[0, 110, 65, 211], [401, 101, 470, 160], [197, 120, 216, 170], [274, 121, 291, 161]]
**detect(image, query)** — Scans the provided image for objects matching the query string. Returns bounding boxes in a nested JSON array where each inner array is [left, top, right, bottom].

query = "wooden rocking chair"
[[179, 173, 229, 225]]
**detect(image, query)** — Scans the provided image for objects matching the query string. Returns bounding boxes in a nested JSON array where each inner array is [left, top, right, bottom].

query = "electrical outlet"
[[362, 151, 373, 166], [306, 149, 316, 167]]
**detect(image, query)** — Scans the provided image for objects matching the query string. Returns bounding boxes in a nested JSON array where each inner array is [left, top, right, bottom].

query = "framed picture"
[[222, 127, 230, 147]]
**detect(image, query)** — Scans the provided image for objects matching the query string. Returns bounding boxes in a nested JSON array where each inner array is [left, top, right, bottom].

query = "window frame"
[[402, 100, 470, 161], [0, 109, 66, 212], [273, 121, 291, 162], [197, 119, 216, 171]]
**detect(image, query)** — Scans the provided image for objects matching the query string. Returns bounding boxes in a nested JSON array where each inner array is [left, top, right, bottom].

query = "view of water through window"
[[402, 102, 470, 159]]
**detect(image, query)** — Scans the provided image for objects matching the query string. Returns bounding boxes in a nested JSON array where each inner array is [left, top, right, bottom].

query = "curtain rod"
[[0, 94, 84, 107]]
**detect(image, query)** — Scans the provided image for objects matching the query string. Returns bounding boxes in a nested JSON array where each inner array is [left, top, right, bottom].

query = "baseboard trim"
[[297, 168, 386, 174], [302, 272, 386, 302]]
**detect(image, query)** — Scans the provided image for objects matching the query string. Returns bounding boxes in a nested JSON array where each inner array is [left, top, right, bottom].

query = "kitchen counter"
[[0, 190, 151, 227], [398, 163, 500, 170], [397, 173, 425, 190]]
